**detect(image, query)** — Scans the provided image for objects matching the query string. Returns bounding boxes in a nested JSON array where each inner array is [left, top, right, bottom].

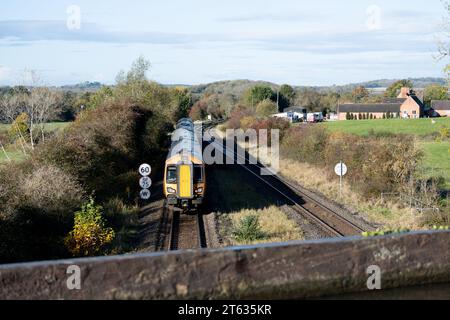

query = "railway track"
[[164, 206, 207, 251], [207, 128, 366, 238]]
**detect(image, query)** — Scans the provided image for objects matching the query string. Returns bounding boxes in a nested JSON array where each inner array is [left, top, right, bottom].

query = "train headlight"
[[196, 188, 203, 194], [167, 187, 176, 194]]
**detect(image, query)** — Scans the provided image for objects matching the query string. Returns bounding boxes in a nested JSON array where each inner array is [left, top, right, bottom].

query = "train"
[[164, 118, 206, 211]]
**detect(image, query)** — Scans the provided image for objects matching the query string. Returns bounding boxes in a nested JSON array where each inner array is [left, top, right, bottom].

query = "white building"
[[272, 107, 307, 123]]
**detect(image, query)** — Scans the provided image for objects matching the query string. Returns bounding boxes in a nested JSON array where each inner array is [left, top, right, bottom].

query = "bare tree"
[[34, 88, 61, 142], [437, 1, 450, 61], [0, 92, 29, 155], [21, 71, 61, 148]]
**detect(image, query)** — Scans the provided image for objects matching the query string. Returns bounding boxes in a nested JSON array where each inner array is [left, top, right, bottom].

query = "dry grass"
[[215, 126, 430, 230], [219, 206, 304, 246], [279, 159, 422, 230], [229, 131, 424, 230]]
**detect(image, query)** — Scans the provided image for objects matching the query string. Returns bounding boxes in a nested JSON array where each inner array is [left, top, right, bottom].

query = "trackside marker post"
[[335, 162, 348, 199], [139, 164, 152, 201]]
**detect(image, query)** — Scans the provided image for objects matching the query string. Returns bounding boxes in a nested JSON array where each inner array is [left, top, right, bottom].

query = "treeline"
[[0, 57, 188, 263], [187, 79, 449, 122]]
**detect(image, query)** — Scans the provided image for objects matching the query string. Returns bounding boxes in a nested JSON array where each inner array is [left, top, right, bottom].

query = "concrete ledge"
[[0, 231, 449, 300]]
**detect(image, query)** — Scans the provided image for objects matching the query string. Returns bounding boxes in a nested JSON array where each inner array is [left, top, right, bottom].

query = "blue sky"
[[0, 0, 447, 86]]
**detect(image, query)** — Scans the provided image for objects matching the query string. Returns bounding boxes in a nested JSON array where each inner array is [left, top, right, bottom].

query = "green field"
[[420, 141, 450, 189], [0, 149, 27, 163], [325, 118, 450, 137], [0, 122, 71, 163], [324, 118, 450, 189], [0, 122, 70, 134]]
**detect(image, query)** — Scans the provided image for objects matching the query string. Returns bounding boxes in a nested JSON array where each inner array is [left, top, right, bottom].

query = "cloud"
[[0, 20, 194, 45], [0, 65, 14, 81], [218, 12, 322, 23]]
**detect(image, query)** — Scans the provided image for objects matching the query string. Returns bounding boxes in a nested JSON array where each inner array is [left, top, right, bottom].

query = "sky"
[[0, 0, 448, 86]]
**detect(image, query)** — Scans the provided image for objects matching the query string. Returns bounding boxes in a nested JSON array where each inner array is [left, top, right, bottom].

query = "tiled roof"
[[431, 100, 450, 110], [339, 103, 401, 113]]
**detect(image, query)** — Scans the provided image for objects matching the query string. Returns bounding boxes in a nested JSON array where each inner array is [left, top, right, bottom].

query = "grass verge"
[[218, 206, 304, 246]]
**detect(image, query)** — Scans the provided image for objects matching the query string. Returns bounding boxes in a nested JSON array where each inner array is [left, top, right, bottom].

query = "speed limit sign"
[[140, 189, 151, 200], [139, 164, 152, 177], [139, 177, 152, 189]]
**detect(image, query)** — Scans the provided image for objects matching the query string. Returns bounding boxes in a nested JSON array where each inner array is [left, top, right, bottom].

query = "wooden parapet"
[[0, 231, 449, 300]]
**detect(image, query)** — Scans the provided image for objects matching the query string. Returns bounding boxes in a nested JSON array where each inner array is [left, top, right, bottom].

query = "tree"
[[352, 86, 369, 102], [24, 87, 61, 147], [346, 112, 350, 120], [189, 101, 208, 120], [115, 56, 152, 103], [0, 91, 29, 154], [295, 88, 322, 112], [243, 85, 274, 108], [424, 84, 449, 106], [9, 113, 29, 140], [385, 80, 413, 98], [256, 99, 278, 117], [171, 87, 192, 120], [279, 84, 296, 110], [88, 86, 114, 109], [34, 88, 62, 142], [436, 1, 450, 62]]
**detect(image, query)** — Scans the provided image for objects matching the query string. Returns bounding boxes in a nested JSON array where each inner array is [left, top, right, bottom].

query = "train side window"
[[167, 166, 177, 183], [194, 165, 203, 182]]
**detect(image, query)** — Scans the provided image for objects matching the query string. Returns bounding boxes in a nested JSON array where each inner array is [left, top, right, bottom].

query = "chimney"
[[397, 87, 410, 99]]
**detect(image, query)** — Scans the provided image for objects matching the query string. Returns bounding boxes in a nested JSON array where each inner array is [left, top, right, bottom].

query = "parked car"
[[307, 112, 324, 123]]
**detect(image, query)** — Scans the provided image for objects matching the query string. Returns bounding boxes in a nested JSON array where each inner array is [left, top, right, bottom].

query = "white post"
[[339, 161, 343, 199]]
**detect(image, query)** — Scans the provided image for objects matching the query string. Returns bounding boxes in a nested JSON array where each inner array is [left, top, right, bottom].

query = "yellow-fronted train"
[[164, 118, 205, 211]]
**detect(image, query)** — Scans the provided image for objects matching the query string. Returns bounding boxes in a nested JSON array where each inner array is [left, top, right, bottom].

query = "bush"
[[189, 100, 208, 120], [232, 215, 265, 242], [20, 165, 84, 218], [282, 125, 329, 164], [65, 197, 115, 257], [254, 117, 290, 141], [436, 125, 450, 142], [282, 127, 423, 197], [0, 162, 84, 263], [33, 102, 163, 199], [256, 99, 278, 117], [240, 116, 256, 131], [9, 112, 29, 141], [227, 105, 255, 129]]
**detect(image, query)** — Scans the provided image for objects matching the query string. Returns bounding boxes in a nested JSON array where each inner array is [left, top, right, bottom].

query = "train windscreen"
[[166, 166, 177, 183]]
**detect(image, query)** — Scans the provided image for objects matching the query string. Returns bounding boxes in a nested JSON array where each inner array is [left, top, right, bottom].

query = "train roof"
[[167, 125, 203, 162]]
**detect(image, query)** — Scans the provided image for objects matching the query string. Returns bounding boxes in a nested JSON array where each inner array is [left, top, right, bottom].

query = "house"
[[272, 107, 307, 123], [338, 88, 424, 120], [338, 103, 402, 120], [430, 101, 450, 117]]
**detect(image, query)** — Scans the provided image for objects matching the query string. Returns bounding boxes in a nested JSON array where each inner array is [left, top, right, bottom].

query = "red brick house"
[[338, 88, 424, 120], [430, 100, 450, 117]]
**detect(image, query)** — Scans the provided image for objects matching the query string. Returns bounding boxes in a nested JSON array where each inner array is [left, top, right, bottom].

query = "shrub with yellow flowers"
[[65, 197, 115, 257]]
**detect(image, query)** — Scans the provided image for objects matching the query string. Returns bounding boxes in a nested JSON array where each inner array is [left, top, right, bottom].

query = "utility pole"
[[277, 90, 280, 111]]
